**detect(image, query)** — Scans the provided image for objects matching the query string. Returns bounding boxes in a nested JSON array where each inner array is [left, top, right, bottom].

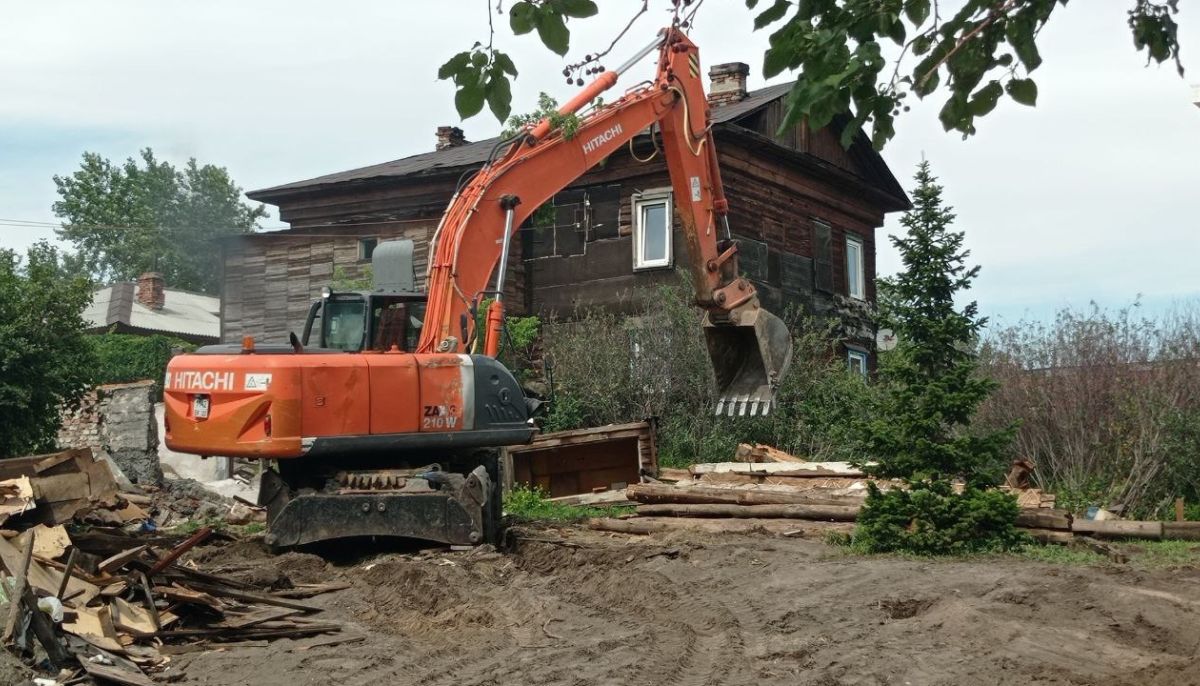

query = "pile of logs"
[[588, 444, 1200, 544]]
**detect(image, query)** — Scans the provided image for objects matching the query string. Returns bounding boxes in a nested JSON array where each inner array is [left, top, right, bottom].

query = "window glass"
[[634, 191, 672, 270], [641, 202, 668, 263], [847, 350, 868, 377], [359, 238, 378, 261], [323, 300, 367, 351], [846, 237, 865, 300]]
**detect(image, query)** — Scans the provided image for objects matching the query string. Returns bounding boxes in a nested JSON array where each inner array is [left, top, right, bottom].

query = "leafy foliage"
[[88, 333, 196, 392], [503, 484, 632, 521], [0, 242, 97, 457], [53, 149, 267, 294], [451, 1, 1184, 149], [501, 92, 583, 140], [854, 481, 1027, 555], [541, 277, 876, 466], [855, 161, 1019, 554]]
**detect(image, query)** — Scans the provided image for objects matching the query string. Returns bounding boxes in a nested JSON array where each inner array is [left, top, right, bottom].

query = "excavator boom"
[[421, 27, 792, 413]]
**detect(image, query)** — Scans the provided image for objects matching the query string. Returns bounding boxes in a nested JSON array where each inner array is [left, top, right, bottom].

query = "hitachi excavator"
[[163, 27, 792, 548]]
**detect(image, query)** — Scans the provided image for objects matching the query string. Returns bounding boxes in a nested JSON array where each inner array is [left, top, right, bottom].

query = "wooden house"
[[225, 63, 909, 370]]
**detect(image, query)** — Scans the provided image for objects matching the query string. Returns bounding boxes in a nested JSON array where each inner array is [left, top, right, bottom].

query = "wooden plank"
[[0, 531, 99, 606], [1015, 509, 1072, 531], [79, 660, 155, 686], [1071, 519, 1163, 539], [219, 607, 301, 630], [587, 516, 855, 537], [183, 582, 322, 612], [690, 461, 865, 477], [626, 483, 863, 507], [657, 468, 692, 483], [1024, 528, 1074, 545], [734, 443, 807, 463], [98, 545, 149, 574], [272, 583, 353, 599], [2, 532, 34, 644], [548, 490, 633, 507], [1163, 522, 1200, 541], [635, 503, 860, 521]]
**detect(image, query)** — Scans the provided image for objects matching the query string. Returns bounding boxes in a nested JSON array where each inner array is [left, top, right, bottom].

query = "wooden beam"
[[689, 461, 865, 477], [626, 483, 863, 507], [636, 502, 860, 521], [1071, 519, 1163, 539]]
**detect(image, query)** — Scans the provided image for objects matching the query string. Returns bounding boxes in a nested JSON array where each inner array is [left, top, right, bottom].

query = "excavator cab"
[[300, 292, 427, 353]]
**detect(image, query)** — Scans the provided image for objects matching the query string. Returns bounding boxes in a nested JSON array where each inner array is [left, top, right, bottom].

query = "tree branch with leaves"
[[445, 0, 1184, 149]]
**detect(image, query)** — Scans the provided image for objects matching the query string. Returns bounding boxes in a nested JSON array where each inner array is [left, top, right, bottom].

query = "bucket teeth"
[[714, 394, 774, 417]]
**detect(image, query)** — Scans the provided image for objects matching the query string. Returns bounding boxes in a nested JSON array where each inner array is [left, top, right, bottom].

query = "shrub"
[[977, 302, 1200, 517], [854, 481, 1028, 555], [541, 276, 876, 465], [89, 332, 196, 394]]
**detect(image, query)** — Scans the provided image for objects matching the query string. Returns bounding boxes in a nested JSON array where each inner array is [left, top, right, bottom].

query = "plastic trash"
[[36, 596, 63, 623]]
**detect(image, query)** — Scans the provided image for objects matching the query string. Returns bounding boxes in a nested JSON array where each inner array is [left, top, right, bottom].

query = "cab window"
[[371, 299, 426, 352], [322, 300, 367, 351]]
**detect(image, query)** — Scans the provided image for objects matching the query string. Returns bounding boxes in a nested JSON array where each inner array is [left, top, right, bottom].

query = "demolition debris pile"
[[0, 448, 347, 685]]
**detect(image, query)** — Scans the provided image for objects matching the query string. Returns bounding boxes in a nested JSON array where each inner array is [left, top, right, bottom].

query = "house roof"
[[85, 282, 221, 341], [247, 80, 904, 206]]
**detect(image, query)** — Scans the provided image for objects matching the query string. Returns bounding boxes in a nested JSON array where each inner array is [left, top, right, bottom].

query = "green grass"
[[503, 485, 634, 522], [1018, 538, 1200, 569]]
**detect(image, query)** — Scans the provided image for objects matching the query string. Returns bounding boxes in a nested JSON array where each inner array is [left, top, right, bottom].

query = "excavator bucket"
[[704, 307, 793, 416]]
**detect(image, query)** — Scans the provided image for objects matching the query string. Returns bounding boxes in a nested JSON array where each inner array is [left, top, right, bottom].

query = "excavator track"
[[260, 451, 502, 549]]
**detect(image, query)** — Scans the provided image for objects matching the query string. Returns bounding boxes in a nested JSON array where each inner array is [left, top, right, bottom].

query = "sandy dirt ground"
[[100, 524, 1199, 686]]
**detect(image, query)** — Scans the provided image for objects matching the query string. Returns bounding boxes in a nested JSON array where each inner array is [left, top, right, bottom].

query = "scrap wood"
[[734, 443, 807, 463], [2, 531, 35, 644], [218, 607, 301, 630], [79, 659, 155, 686], [656, 468, 692, 483], [1024, 528, 1074, 545], [64, 605, 124, 653], [271, 582, 352, 599], [152, 585, 223, 610], [1015, 509, 1073, 531], [1077, 536, 1128, 563], [147, 527, 213, 576], [691, 461, 866, 477], [181, 582, 323, 612], [589, 516, 854, 537], [548, 490, 633, 507], [0, 531, 99, 606], [636, 502, 861, 521], [0, 477, 36, 525], [98, 545, 149, 574]]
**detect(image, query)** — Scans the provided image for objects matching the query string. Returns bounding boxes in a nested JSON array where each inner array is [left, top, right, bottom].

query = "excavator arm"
[[419, 27, 792, 415]]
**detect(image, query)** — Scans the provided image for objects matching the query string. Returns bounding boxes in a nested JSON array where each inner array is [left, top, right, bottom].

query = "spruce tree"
[[855, 161, 1023, 554]]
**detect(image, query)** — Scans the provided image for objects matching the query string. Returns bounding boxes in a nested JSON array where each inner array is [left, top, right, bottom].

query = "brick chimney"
[[708, 62, 749, 107], [435, 126, 468, 151], [136, 272, 165, 311]]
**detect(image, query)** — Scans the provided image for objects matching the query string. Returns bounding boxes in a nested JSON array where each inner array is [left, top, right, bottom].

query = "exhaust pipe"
[[704, 305, 793, 416]]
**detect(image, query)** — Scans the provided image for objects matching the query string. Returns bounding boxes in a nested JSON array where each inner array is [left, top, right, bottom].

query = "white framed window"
[[847, 349, 869, 377], [845, 235, 865, 300], [633, 189, 672, 270]]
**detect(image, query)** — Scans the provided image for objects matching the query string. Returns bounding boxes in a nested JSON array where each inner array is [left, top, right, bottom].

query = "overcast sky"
[[1, 1, 1197, 324]]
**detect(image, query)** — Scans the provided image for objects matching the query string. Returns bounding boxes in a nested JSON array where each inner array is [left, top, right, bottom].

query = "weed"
[[503, 485, 633, 522]]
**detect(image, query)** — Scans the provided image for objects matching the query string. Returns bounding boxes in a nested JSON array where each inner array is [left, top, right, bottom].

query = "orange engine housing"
[[163, 349, 530, 460]]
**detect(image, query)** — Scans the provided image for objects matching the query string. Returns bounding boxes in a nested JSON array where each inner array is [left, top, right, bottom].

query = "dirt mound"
[[161, 526, 1200, 686]]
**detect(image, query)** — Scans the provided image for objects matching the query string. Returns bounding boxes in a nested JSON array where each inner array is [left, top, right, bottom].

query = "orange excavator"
[[163, 27, 792, 548]]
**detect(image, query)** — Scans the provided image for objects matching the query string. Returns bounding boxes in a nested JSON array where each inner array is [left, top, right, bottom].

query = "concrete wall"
[[58, 380, 163, 485]]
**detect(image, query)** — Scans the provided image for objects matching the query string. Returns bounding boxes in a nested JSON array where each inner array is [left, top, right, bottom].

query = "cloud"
[[1, 1, 1196, 318]]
